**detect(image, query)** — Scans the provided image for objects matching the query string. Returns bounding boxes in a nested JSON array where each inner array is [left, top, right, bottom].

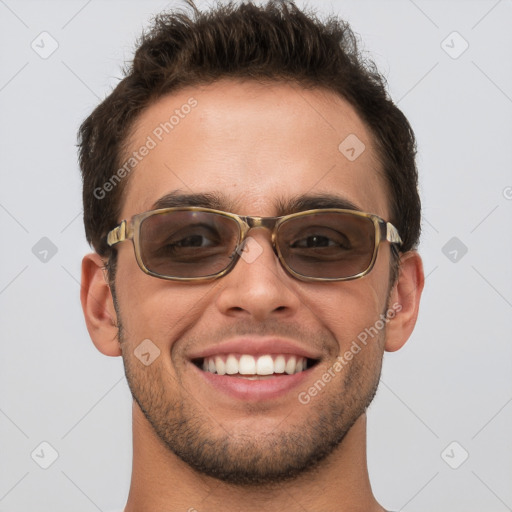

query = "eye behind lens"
[[138, 210, 241, 279]]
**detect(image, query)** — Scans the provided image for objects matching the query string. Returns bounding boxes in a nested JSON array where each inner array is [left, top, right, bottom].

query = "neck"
[[124, 404, 385, 512]]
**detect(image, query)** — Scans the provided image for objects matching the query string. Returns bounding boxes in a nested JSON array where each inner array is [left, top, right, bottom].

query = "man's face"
[[113, 81, 395, 485]]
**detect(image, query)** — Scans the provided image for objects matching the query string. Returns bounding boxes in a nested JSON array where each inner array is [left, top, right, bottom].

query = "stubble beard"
[[117, 318, 385, 487]]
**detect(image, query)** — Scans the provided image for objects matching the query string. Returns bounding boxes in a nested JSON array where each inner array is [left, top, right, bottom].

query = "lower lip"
[[191, 363, 312, 402]]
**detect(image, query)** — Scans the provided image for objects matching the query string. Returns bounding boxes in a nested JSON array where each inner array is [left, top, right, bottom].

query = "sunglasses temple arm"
[[385, 222, 402, 246], [107, 220, 128, 247]]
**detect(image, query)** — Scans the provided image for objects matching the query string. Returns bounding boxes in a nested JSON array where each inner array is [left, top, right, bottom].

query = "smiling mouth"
[[192, 353, 319, 379]]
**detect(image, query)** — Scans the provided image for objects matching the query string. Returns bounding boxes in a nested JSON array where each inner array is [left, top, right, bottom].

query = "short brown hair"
[[78, 0, 420, 266]]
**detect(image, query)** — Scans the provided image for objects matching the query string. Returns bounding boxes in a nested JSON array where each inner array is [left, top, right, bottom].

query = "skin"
[[81, 80, 424, 512]]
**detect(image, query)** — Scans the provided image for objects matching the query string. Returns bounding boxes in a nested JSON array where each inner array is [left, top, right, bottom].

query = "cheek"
[[114, 259, 215, 350], [300, 278, 388, 354]]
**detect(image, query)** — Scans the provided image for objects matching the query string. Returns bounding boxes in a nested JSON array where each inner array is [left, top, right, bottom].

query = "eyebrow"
[[276, 194, 360, 215], [151, 190, 361, 216], [151, 191, 240, 211]]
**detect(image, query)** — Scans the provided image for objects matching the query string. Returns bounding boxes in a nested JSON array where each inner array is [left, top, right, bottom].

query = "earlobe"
[[384, 251, 424, 352], [80, 253, 122, 357]]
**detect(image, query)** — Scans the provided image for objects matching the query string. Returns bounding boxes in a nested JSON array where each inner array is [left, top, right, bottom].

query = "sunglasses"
[[106, 207, 402, 282]]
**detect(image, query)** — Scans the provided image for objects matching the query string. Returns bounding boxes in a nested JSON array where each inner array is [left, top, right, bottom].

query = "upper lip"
[[187, 337, 323, 361]]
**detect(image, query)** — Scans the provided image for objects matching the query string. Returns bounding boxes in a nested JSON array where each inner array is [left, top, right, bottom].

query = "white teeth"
[[285, 356, 297, 375], [274, 355, 286, 373], [256, 355, 274, 375], [239, 354, 256, 375], [215, 356, 226, 375], [200, 354, 311, 376], [225, 354, 238, 375]]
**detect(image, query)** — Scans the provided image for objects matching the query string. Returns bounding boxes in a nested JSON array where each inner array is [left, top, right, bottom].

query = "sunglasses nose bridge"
[[237, 215, 281, 255], [239, 215, 279, 236]]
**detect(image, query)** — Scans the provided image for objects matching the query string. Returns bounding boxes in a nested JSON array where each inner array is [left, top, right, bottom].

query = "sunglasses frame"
[[106, 206, 402, 282]]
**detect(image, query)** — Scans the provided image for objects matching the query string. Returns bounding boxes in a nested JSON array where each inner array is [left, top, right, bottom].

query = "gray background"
[[1, 0, 511, 510]]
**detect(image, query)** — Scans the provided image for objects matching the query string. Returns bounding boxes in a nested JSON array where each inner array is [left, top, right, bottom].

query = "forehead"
[[120, 80, 390, 220]]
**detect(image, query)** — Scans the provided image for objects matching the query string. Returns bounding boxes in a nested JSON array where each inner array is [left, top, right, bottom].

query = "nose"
[[214, 231, 301, 321]]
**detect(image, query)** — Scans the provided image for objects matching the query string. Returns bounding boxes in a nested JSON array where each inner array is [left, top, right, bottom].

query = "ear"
[[80, 253, 121, 357], [385, 251, 424, 352]]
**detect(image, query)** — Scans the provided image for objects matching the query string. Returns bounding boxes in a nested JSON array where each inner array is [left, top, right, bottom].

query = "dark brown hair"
[[78, 0, 420, 272]]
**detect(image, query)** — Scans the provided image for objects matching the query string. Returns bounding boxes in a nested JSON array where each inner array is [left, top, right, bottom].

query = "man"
[[79, 1, 424, 511]]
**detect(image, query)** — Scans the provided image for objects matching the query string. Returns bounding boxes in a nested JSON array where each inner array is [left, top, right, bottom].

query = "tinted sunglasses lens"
[[139, 211, 240, 278], [277, 212, 376, 279]]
